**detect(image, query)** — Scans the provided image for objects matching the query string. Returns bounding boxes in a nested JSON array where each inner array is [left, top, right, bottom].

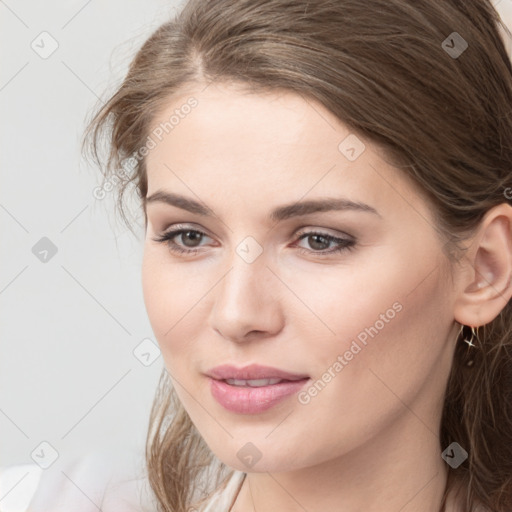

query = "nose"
[[208, 249, 285, 343]]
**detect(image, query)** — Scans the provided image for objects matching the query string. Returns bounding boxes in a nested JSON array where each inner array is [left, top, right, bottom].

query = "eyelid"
[[156, 223, 214, 240], [156, 224, 353, 243], [294, 226, 354, 239]]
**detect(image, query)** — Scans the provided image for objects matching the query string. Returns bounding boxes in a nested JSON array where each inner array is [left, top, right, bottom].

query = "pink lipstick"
[[206, 364, 310, 414]]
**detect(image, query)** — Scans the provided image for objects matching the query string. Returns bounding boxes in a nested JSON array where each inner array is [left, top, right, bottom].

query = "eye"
[[293, 230, 356, 256], [151, 225, 356, 257], [151, 225, 211, 255]]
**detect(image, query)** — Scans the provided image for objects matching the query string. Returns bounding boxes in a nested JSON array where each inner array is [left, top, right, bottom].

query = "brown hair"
[[83, 1, 512, 510]]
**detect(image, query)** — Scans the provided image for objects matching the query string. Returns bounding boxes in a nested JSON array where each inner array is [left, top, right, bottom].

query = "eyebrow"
[[145, 190, 381, 222]]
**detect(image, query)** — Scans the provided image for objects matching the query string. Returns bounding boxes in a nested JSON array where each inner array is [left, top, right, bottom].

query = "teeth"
[[225, 378, 283, 387]]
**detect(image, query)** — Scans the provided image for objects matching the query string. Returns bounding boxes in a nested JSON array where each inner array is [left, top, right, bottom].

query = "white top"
[[198, 470, 246, 512], [0, 451, 245, 512]]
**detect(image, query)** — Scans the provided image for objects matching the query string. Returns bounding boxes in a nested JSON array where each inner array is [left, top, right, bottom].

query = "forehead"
[[147, 83, 341, 165], [143, 82, 429, 224]]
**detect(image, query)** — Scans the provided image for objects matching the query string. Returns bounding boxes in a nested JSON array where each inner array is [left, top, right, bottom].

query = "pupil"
[[310, 234, 328, 250], [183, 231, 201, 247]]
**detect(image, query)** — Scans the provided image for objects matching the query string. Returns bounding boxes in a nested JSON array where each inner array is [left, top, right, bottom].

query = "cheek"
[[141, 248, 169, 337], [287, 259, 450, 459], [331, 259, 449, 408], [277, 253, 403, 363], [141, 248, 195, 357], [291, 246, 449, 386]]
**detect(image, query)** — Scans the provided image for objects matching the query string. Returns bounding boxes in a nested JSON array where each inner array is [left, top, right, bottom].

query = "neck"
[[231, 412, 450, 512]]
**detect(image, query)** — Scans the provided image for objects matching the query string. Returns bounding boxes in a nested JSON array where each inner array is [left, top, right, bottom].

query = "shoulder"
[[0, 462, 43, 511], [0, 447, 157, 512]]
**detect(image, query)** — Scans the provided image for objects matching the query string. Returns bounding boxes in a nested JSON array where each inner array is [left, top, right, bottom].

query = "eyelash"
[[151, 225, 356, 257]]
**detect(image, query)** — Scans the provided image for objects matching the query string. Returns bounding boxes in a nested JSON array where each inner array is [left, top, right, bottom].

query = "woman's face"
[[142, 82, 459, 472]]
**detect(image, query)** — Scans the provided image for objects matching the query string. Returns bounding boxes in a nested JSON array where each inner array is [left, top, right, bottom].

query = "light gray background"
[[0, 0, 184, 469], [1, 0, 511, 471]]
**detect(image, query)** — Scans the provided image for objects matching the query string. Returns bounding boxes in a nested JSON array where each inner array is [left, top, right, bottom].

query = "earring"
[[461, 325, 479, 367]]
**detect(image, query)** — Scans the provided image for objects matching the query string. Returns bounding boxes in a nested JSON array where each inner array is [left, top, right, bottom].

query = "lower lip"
[[208, 377, 310, 414]]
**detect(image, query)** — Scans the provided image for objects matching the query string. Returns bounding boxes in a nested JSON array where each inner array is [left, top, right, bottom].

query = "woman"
[[88, 0, 512, 510], [2, 0, 511, 511]]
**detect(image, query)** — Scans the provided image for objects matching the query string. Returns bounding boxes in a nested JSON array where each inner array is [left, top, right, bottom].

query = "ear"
[[454, 203, 512, 327]]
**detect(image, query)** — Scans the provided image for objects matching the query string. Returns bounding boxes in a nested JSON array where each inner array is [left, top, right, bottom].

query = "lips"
[[206, 363, 309, 382], [205, 365, 310, 414]]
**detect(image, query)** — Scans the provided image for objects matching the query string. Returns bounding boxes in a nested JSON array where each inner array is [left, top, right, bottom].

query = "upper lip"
[[206, 364, 309, 381]]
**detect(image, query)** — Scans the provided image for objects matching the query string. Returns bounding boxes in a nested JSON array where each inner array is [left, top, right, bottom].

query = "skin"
[[141, 81, 512, 512]]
